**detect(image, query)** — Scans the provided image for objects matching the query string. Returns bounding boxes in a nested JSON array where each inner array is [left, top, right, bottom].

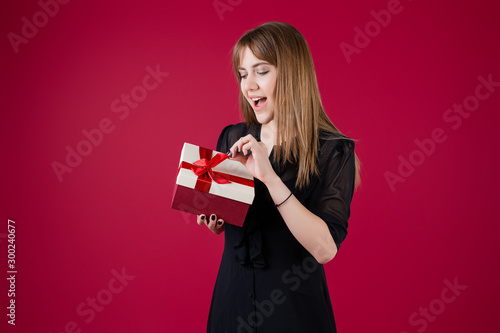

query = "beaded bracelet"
[[275, 192, 293, 208]]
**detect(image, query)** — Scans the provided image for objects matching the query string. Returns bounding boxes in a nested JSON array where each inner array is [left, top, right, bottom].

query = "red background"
[[1, 0, 499, 332]]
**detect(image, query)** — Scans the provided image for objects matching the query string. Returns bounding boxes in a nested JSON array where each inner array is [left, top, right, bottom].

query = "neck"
[[261, 120, 276, 142], [260, 121, 277, 155]]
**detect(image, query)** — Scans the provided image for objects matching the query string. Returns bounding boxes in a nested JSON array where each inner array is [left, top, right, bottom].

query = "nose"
[[242, 73, 258, 92]]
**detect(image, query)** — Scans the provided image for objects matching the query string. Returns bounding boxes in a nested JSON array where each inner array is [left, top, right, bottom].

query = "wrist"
[[262, 173, 281, 188]]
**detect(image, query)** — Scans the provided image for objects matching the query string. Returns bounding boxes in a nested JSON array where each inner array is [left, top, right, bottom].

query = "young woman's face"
[[238, 47, 277, 125]]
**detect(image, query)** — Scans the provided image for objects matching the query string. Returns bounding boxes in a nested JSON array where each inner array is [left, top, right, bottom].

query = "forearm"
[[264, 175, 337, 264]]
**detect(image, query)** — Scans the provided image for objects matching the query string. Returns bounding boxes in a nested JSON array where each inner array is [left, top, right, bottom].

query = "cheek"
[[269, 77, 277, 99]]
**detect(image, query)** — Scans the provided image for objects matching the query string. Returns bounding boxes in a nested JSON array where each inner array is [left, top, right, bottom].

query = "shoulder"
[[319, 131, 355, 157], [219, 122, 248, 139], [317, 131, 356, 184]]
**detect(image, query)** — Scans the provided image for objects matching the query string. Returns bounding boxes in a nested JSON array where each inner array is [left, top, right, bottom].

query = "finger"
[[228, 141, 239, 159], [241, 135, 259, 156], [207, 214, 217, 230], [197, 214, 206, 226], [216, 219, 224, 230], [229, 135, 256, 158], [241, 142, 253, 156], [230, 153, 246, 164], [236, 137, 249, 155], [241, 134, 256, 142]]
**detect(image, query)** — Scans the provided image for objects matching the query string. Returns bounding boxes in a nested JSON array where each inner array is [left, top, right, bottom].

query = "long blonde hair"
[[232, 22, 360, 189]]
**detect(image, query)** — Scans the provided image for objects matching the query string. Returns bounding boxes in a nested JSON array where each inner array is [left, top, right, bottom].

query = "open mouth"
[[251, 97, 267, 108]]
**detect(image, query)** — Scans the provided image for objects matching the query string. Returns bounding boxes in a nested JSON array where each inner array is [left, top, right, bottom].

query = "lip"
[[249, 96, 267, 112]]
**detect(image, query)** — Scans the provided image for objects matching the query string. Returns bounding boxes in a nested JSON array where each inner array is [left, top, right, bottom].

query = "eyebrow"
[[237, 62, 269, 71]]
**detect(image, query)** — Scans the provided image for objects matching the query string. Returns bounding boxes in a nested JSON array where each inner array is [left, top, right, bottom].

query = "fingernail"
[[211, 214, 216, 221], [200, 215, 205, 221], [226, 150, 232, 158], [217, 220, 223, 226]]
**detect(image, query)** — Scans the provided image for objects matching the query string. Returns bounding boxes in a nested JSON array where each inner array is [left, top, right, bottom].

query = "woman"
[[197, 22, 360, 332]]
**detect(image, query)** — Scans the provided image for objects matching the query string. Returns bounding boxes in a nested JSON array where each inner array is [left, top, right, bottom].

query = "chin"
[[254, 112, 274, 125]]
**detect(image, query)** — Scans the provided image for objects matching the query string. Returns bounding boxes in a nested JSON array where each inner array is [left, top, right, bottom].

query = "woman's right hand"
[[197, 214, 225, 235]]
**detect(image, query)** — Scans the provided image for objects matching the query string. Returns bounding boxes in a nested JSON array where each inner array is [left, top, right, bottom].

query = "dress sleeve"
[[216, 124, 234, 153], [216, 123, 249, 152], [309, 138, 356, 251]]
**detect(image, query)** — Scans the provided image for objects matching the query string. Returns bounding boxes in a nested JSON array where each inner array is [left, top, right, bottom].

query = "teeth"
[[252, 98, 261, 101]]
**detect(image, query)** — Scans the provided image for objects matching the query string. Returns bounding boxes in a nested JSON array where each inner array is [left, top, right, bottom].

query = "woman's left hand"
[[228, 134, 276, 184]]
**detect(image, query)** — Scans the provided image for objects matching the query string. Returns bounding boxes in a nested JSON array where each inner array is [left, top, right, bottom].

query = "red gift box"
[[171, 143, 254, 227]]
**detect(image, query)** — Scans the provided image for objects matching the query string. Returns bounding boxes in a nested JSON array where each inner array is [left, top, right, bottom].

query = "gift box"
[[171, 143, 254, 227]]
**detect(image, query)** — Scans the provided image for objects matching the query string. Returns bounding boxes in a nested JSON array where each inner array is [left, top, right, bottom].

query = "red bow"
[[179, 147, 253, 193]]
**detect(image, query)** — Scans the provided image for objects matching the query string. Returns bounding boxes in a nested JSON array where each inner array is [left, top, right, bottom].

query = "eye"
[[240, 73, 248, 79], [257, 70, 269, 76]]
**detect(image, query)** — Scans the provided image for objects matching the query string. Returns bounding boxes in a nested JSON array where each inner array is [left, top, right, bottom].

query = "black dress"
[[207, 122, 356, 333]]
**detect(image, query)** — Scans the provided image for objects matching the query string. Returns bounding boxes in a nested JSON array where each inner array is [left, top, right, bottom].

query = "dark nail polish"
[[226, 150, 232, 158], [200, 215, 205, 221], [211, 214, 216, 221], [217, 220, 223, 225]]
